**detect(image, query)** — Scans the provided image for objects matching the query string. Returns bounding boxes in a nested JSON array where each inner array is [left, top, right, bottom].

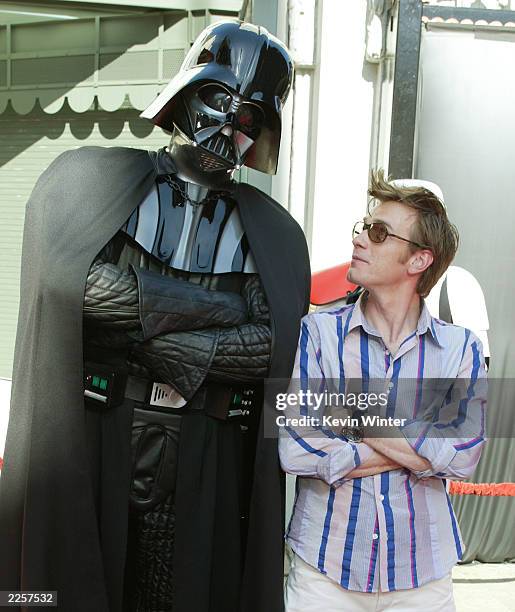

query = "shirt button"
[[387, 382, 394, 390], [372, 533, 379, 540], [380, 494, 385, 501]]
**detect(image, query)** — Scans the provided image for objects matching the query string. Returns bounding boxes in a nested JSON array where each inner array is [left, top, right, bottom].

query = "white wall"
[[310, 0, 378, 272]]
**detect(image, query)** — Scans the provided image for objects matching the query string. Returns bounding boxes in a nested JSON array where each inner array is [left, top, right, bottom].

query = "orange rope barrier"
[[449, 481, 515, 496]]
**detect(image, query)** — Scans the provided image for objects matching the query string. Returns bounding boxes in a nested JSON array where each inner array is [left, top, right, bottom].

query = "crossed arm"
[[279, 430, 429, 484], [344, 438, 431, 479], [84, 246, 272, 400], [279, 314, 487, 485]]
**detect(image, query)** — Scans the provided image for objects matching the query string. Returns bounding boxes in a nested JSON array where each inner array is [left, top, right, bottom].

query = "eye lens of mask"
[[235, 104, 264, 134], [198, 85, 232, 113]]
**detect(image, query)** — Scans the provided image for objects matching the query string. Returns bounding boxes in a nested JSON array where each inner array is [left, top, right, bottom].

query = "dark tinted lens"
[[236, 104, 264, 134], [198, 85, 232, 113], [368, 223, 388, 243]]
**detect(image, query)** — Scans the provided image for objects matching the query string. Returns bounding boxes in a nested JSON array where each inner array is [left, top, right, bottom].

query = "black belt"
[[126, 376, 257, 420], [125, 375, 148, 402], [85, 362, 258, 420], [125, 376, 183, 406]]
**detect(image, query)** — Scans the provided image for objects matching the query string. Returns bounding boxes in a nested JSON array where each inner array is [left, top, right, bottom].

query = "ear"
[[408, 249, 433, 275]]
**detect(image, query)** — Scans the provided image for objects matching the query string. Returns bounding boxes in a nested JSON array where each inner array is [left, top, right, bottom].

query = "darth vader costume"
[[0, 21, 310, 612]]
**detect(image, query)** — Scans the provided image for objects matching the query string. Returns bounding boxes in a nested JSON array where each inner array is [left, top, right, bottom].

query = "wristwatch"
[[341, 409, 366, 442]]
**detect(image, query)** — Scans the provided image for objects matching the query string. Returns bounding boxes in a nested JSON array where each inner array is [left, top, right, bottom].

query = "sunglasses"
[[352, 220, 429, 249]]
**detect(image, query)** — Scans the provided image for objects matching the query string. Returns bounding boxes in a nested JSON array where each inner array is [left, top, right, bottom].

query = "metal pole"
[[388, 0, 422, 179]]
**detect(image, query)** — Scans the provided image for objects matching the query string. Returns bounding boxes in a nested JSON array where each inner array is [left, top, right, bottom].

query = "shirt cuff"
[[317, 441, 363, 485], [400, 421, 457, 478]]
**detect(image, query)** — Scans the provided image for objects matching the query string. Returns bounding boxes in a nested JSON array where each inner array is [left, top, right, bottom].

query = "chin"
[[347, 268, 360, 285]]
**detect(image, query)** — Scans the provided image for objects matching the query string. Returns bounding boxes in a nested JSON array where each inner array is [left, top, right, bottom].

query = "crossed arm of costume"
[[83, 250, 271, 402], [278, 314, 487, 487]]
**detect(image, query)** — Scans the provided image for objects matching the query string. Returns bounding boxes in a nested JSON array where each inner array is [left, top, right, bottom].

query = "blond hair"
[[368, 170, 459, 298]]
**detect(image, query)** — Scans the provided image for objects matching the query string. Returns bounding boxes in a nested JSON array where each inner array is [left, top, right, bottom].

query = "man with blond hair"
[[280, 171, 487, 611]]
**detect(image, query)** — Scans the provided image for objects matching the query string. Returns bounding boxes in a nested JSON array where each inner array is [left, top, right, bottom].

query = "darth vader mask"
[[166, 81, 266, 187], [141, 20, 294, 188]]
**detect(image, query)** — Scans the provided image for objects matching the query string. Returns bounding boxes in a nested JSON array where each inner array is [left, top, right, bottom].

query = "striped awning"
[[0, 84, 163, 114], [0, 8, 238, 115]]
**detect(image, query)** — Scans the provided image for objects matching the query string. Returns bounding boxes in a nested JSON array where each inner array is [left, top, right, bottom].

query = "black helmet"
[[141, 20, 294, 175]]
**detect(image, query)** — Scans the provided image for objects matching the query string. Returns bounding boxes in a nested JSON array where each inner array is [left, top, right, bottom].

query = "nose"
[[221, 125, 233, 137]]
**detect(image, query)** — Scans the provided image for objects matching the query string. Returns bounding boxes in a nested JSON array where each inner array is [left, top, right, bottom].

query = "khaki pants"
[[285, 553, 456, 612]]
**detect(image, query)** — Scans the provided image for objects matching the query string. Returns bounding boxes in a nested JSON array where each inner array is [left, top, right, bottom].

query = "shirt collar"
[[347, 291, 444, 348]]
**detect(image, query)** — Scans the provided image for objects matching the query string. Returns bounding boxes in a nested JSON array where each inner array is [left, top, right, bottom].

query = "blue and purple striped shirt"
[[279, 293, 487, 592]]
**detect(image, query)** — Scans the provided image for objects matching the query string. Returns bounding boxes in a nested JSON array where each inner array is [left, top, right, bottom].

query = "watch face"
[[341, 426, 364, 443]]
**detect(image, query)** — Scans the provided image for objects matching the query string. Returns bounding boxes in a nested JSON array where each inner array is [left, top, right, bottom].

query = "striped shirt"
[[279, 293, 487, 592]]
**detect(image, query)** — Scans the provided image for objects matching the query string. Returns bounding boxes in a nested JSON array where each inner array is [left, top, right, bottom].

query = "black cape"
[[0, 147, 310, 612]]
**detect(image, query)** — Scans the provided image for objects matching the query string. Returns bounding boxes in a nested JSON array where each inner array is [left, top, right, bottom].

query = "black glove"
[[131, 327, 219, 401], [83, 259, 248, 341], [131, 265, 248, 340], [129, 275, 272, 397]]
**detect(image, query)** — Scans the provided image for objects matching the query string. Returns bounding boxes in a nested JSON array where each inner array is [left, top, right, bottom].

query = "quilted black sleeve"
[[83, 259, 141, 330], [207, 275, 272, 383], [130, 275, 272, 393]]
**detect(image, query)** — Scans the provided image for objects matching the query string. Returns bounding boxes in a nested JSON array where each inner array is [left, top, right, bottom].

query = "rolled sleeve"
[[316, 441, 372, 485], [400, 422, 457, 479], [400, 330, 487, 480], [279, 314, 369, 486]]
